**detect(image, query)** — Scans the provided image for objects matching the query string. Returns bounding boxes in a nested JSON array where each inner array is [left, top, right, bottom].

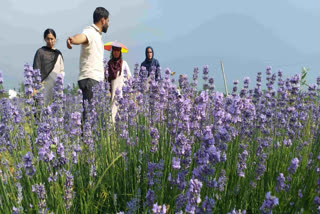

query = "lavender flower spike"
[[288, 158, 299, 174], [275, 173, 285, 192], [23, 152, 36, 177], [152, 203, 167, 214], [260, 192, 279, 214]]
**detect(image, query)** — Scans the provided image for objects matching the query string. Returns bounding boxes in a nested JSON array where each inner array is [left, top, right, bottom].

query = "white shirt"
[[78, 24, 104, 82]]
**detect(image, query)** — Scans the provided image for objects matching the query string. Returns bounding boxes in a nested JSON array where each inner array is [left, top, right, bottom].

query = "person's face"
[[112, 47, 121, 59], [147, 48, 153, 60], [102, 17, 109, 33], [45, 33, 56, 49]]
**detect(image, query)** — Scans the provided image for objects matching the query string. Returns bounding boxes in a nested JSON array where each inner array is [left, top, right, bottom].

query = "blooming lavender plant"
[[275, 173, 286, 192], [0, 64, 320, 213], [152, 203, 167, 214], [288, 158, 299, 174], [64, 171, 74, 209], [32, 183, 47, 214], [260, 192, 279, 214], [185, 179, 202, 213], [23, 152, 36, 177]]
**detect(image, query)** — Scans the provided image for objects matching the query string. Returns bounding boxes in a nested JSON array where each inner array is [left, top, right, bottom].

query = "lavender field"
[[0, 63, 320, 214]]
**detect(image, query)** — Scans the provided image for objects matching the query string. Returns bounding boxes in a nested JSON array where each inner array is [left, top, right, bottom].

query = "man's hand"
[[66, 34, 88, 49], [67, 37, 73, 49]]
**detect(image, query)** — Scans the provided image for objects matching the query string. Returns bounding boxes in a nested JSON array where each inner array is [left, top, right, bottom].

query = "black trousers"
[[78, 78, 99, 121]]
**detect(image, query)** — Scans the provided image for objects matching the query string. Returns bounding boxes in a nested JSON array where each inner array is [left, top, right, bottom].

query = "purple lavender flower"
[[232, 80, 239, 96], [217, 170, 227, 192], [260, 192, 279, 214], [56, 143, 67, 168], [172, 157, 181, 170], [173, 133, 192, 158], [48, 172, 58, 183], [71, 112, 82, 136], [298, 189, 303, 199], [283, 139, 292, 147], [266, 66, 272, 76], [196, 196, 215, 213], [32, 183, 47, 213], [314, 196, 320, 206], [12, 206, 20, 214], [64, 171, 74, 209], [38, 146, 55, 162], [185, 179, 203, 213], [126, 198, 139, 214], [228, 209, 247, 214], [244, 77, 250, 86], [146, 189, 155, 207], [314, 196, 320, 213], [90, 164, 97, 177], [237, 150, 248, 177], [72, 149, 80, 164], [203, 65, 209, 76], [216, 126, 231, 143], [16, 182, 23, 205], [23, 152, 35, 177], [53, 74, 64, 100], [288, 158, 299, 174], [275, 173, 285, 192], [255, 152, 267, 180], [208, 77, 215, 90], [147, 160, 164, 187], [23, 64, 34, 97], [150, 127, 159, 153], [175, 193, 186, 212], [152, 203, 167, 214], [33, 69, 42, 90]]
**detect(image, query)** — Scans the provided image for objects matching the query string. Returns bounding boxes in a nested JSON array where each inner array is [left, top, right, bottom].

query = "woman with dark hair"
[[140, 46, 161, 80], [33, 28, 64, 105], [107, 44, 131, 122]]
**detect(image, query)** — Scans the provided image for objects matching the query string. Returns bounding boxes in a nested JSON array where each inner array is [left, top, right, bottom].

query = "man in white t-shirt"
[[67, 7, 109, 118]]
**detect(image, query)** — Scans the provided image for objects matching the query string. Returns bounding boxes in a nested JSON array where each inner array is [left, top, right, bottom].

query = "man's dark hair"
[[93, 7, 109, 23]]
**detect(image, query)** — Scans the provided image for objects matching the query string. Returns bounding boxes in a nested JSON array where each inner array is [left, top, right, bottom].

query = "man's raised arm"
[[66, 34, 88, 49]]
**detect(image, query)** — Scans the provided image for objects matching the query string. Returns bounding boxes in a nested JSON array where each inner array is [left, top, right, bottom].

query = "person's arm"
[[66, 34, 88, 49]]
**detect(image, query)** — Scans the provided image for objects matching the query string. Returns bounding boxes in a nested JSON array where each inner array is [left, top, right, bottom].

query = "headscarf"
[[33, 46, 63, 82], [142, 46, 155, 72], [107, 48, 123, 82], [141, 46, 161, 80]]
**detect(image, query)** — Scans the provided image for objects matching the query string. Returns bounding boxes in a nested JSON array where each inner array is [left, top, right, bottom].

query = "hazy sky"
[[0, 0, 319, 91]]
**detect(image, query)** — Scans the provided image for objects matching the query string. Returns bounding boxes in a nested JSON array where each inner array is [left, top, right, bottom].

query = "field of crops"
[[0, 63, 319, 213]]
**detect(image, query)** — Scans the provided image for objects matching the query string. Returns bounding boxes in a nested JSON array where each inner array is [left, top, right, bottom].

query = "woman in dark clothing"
[[33, 28, 64, 105], [140, 46, 161, 80]]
